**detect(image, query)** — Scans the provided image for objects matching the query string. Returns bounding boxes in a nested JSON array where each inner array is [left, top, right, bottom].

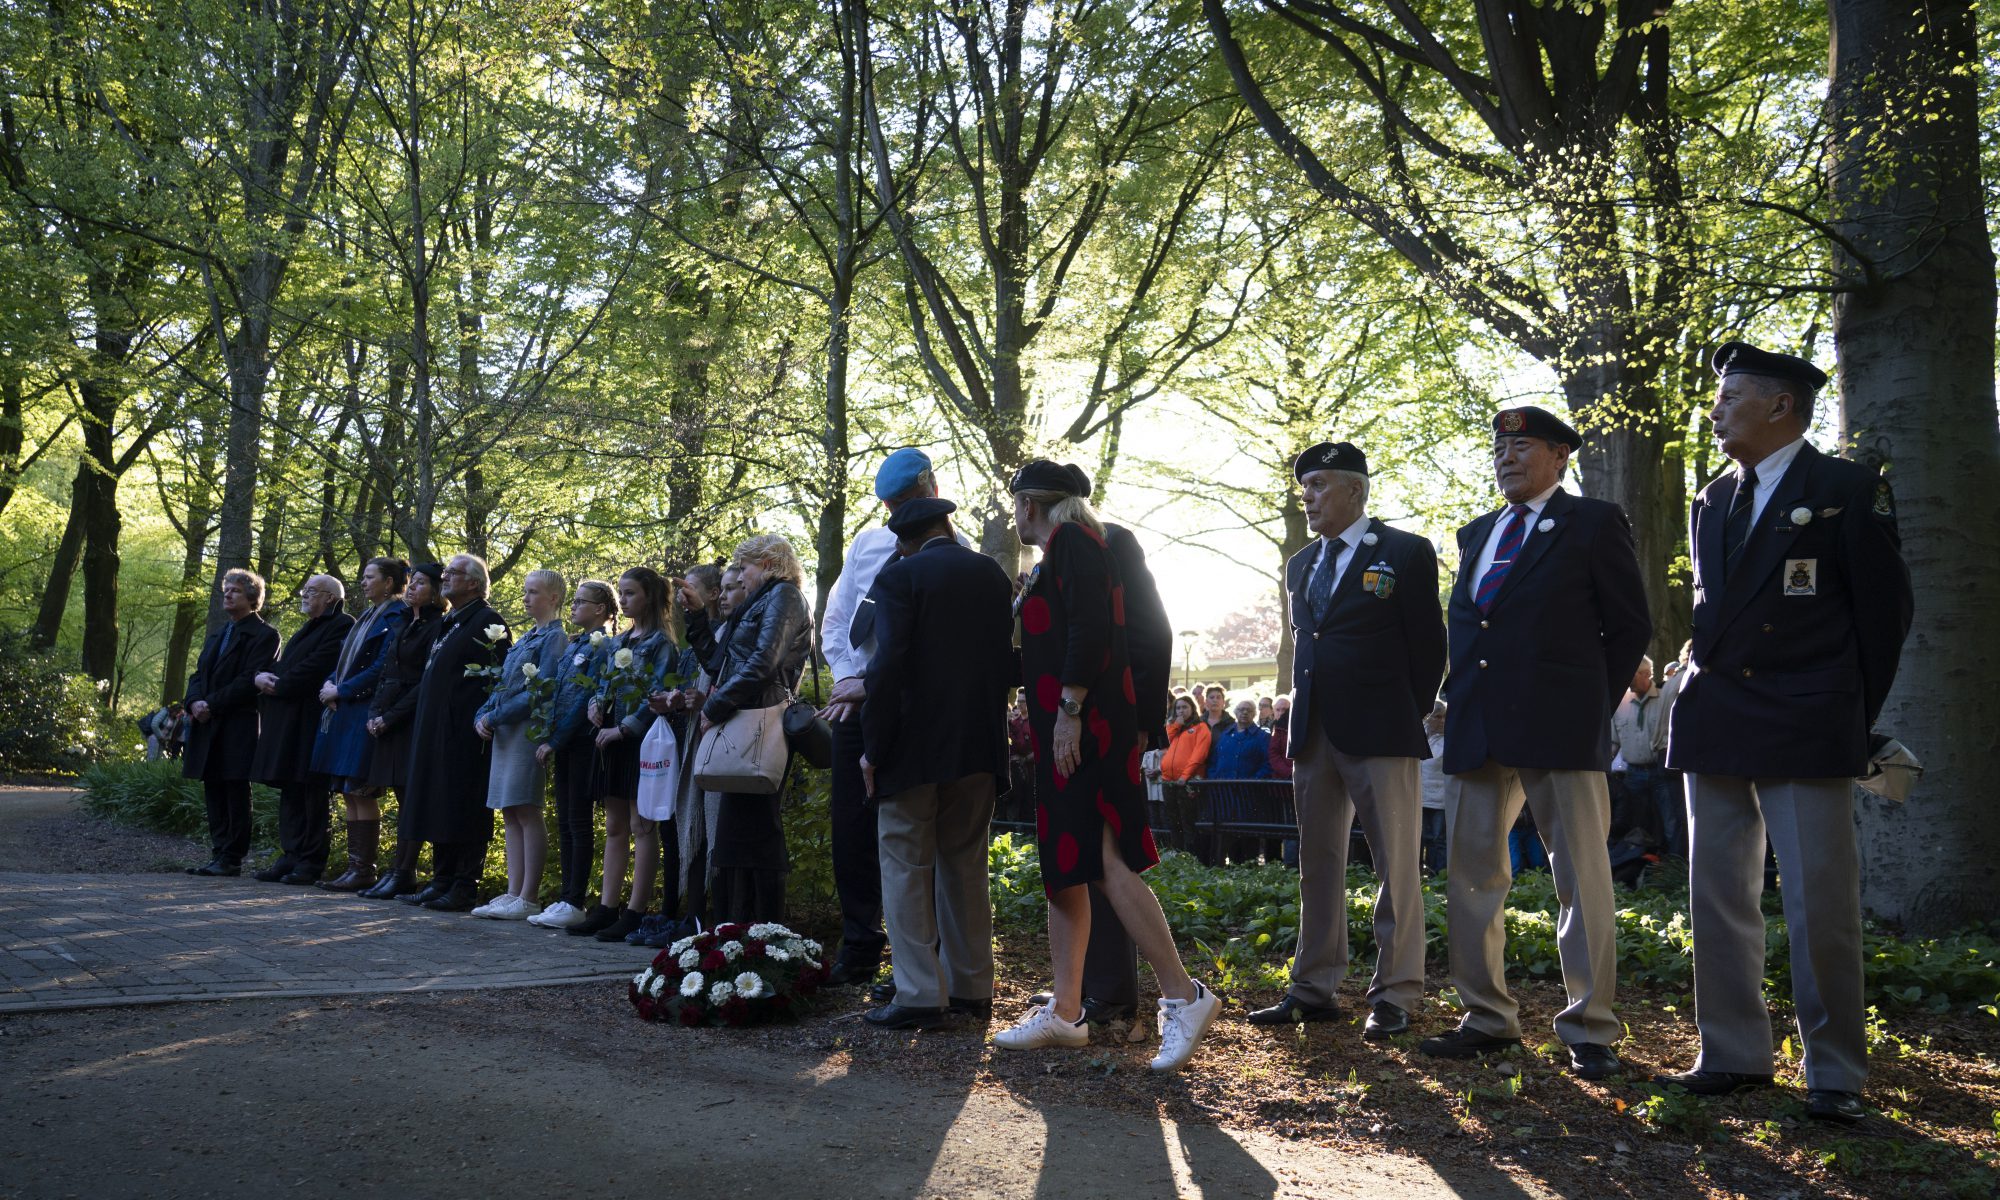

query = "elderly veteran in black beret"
[[249, 574, 355, 884], [1655, 343, 1912, 1124], [1422, 405, 1652, 1081], [1247, 442, 1445, 1039], [857, 497, 1016, 1030]]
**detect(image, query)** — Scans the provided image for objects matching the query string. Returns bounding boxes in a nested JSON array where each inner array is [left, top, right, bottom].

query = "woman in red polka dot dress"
[[993, 460, 1220, 1073]]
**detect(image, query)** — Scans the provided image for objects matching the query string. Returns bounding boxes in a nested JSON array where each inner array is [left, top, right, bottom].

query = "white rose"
[[484, 623, 507, 641], [734, 972, 764, 998], [721, 940, 744, 961], [590, 630, 609, 647], [648, 975, 666, 998], [680, 971, 704, 997], [708, 980, 735, 1005], [613, 647, 635, 669], [520, 662, 539, 679]]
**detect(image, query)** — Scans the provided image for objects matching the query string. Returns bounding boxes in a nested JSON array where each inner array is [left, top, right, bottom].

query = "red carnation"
[[679, 1004, 704, 1027], [700, 949, 726, 971], [712, 922, 745, 940]]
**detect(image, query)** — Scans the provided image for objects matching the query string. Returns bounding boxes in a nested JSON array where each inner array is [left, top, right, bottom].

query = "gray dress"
[[476, 622, 568, 810]]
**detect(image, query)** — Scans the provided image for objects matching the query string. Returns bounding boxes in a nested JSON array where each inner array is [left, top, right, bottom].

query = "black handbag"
[[782, 629, 834, 769]]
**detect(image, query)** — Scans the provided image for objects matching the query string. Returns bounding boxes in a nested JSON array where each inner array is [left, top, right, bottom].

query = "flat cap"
[[1492, 405, 1581, 451], [874, 447, 934, 501], [1293, 441, 1368, 481], [885, 496, 956, 537], [1009, 458, 1086, 496], [1712, 341, 1828, 392]]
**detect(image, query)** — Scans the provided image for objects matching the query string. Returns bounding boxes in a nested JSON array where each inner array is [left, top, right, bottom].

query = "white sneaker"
[[500, 898, 541, 921], [1151, 981, 1220, 1073], [471, 894, 522, 920], [992, 1004, 1090, 1051], [528, 900, 584, 928]]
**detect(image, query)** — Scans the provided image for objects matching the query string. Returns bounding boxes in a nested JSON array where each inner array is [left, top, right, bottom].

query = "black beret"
[[1492, 405, 1581, 451], [1712, 341, 1828, 392], [411, 562, 445, 589], [1009, 459, 1084, 496], [1293, 441, 1368, 481], [1061, 462, 1093, 498], [885, 496, 956, 536]]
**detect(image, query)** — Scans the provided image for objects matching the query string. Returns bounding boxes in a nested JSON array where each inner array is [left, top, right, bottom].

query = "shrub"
[[0, 628, 126, 774], [79, 758, 279, 844]]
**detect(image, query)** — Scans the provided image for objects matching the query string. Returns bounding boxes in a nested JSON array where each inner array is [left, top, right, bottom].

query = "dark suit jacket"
[[861, 538, 1016, 799], [1442, 489, 1652, 774], [250, 610, 354, 785], [181, 613, 280, 782], [1285, 519, 1446, 759], [1106, 524, 1173, 750], [1666, 443, 1912, 778]]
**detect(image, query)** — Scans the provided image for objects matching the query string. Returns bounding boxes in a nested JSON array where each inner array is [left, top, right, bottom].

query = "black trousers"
[[202, 778, 253, 864], [553, 749, 596, 906], [657, 816, 681, 918], [829, 716, 885, 961], [276, 780, 331, 868], [434, 840, 487, 888], [712, 867, 786, 926], [1082, 888, 1140, 1006]]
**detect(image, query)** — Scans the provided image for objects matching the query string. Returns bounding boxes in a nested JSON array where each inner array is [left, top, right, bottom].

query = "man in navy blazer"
[[859, 498, 1016, 1030], [1420, 406, 1652, 1081], [1247, 441, 1445, 1039], [182, 568, 282, 877], [1656, 343, 1912, 1124]]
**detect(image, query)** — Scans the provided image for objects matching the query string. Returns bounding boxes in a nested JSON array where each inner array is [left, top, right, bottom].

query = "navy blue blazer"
[[1285, 519, 1445, 760], [1665, 443, 1912, 778], [1441, 489, 1652, 774]]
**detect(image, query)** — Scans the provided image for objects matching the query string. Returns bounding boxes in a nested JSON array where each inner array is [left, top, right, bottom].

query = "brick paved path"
[[0, 871, 653, 1012]]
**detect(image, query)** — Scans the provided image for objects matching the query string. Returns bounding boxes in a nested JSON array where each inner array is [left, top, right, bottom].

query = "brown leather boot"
[[320, 820, 380, 892]]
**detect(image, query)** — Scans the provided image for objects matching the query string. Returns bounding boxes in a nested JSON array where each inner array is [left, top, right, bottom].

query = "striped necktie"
[[1473, 505, 1531, 614], [1308, 536, 1344, 624]]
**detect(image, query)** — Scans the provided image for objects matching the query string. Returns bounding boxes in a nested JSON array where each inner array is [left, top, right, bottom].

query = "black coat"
[[361, 605, 446, 789], [1666, 444, 1912, 778], [861, 538, 1016, 798], [181, 614, 280, 782], [250, 610, 353, 785], [1105, 524, 1173, 750], [1286, 519, 1446, 760], [695, 579, 811, 724], [1442, 489, 1652, 774], [401, 600, 509, 843]]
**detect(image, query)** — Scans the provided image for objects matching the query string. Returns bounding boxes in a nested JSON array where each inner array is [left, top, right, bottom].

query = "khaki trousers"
[[1289, 720, 1426, 1011], [1686, 774, 1866, 1092], [876, 773, 996, 1008], [1447, 761, 1620, 1046]]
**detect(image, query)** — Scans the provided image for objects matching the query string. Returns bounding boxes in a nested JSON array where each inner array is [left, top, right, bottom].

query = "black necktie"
[[1308, 537, 1343, 623], [1723, 465, 1759, 572]]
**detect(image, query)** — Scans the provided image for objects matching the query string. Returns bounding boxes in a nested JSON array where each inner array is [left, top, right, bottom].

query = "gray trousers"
[[1686, 774, 1866, 1092], [877, 773, 996, 1008], [1289, 720, 1425, 1011], [1447, 762, 1620, 1046]]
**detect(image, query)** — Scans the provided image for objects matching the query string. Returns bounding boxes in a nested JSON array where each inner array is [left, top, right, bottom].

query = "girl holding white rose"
[[470, 569, 572, 919], [527, 579, 618, 929]]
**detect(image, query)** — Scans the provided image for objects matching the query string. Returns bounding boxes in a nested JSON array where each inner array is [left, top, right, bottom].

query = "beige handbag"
[[692, 702, 790, 794]]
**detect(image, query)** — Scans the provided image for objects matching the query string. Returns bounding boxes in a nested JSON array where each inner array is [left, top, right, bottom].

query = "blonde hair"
[[731, 534, 804, 589], [524, 568, 567, 596], [1016, 489, 1105, 539]]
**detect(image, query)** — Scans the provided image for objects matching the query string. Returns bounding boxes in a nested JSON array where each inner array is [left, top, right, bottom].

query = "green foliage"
[[1630, 1085, 1720, 1144], [78, 759, 279, 844], [0, 629, 127, 773]]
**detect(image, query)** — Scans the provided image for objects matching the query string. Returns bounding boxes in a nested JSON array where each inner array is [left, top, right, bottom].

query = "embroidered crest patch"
[[1872, 479, 1896, 518], [1362, 561, 1397, 598], [1783, 558, 1817, 596], [1499, 411, 1525, 433]]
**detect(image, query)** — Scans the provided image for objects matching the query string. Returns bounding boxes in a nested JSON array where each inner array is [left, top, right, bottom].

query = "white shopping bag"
[[636, 715, 680, 821]]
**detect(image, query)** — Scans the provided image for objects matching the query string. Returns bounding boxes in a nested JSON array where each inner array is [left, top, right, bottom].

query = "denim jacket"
[[591, 627, 685, 738], [546, 625, 608, 749], [474, 620, 570, 732]]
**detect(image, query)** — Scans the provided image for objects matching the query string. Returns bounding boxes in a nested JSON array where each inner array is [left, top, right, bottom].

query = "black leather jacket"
[[690, 578, 811, 723]]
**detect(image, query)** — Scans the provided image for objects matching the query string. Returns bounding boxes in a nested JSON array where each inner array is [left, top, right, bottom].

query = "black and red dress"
[[1019, 521, 1160, 895]]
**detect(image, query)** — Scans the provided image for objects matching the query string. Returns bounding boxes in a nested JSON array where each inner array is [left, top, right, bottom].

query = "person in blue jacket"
[[1210, 699, 1274, 780]]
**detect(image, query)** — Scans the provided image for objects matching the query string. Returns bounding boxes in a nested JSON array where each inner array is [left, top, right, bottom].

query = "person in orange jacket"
[[1160, 695, 1212, 781]]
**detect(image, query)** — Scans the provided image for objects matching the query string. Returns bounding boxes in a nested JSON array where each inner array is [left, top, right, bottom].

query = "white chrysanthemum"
[[520, 662, 539, 679], [708, 980, 735, 1005], [648, 975, 666, 997], [634, 969, 651, 987], [721, 940, 744, 961], [613, 647, 634, 668], [747, 923, 779, 940], [804, 939, 822, 957], [668, 936, 696, 957], [765, 944, 791, 962], [734, 972, 764, 998], [679, 948, 701, 969], [680, 971, 704, 998]]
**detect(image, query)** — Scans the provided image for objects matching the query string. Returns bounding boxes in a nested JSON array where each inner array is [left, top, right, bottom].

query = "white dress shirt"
[[1738, 435, 1807, 526], [1468, 481, 1561, 590], [819, 524, 975, 682], [1308, 512, 1374, 595]]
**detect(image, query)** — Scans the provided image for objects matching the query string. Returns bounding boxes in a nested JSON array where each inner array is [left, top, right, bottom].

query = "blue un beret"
[[874, 448, 933, 501], [1712, 341, 1828, 392], [1492, 405, 1581, 451]]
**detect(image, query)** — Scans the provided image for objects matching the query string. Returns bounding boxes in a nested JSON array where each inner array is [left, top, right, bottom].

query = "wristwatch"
[[1058, 695, 1083, 718]]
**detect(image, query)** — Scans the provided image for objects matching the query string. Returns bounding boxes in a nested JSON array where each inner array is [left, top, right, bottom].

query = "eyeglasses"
[[440, 568, 467, 577]]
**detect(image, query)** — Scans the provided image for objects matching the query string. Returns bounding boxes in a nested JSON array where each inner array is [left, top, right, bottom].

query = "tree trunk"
[[1272, 483, 1309, 692], [30, 462, 89, 648], [163, 445, 218, 705], [1828, 0, 2000, 929]]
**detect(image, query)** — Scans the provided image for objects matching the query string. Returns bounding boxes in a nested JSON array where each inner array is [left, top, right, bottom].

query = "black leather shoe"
[[869, 980, 896, 1003], [1246, 995, 1341, 1026], [189, 859, 241, 877], [1652, 1068, 1774, 1096], [422, 883, 476, 912], [566, 903, 619, 936], [948, 996, 993, 1020], [1026, 992, 1138, 1023], [595, 908, 642, 942], [281, 864, 323, 886], [1807, 1089, 1866, 1124], [826, 956, 882, 987], [1568, 1042, 1622, 1080], [1363, 1001, 1409, 1040], [358, 869, 409, 899], [398, 881, 447, 906], [1418, 1026, 1521, 1058], [863, 1003, 947, 1030], [253, 859, 294, 882]]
